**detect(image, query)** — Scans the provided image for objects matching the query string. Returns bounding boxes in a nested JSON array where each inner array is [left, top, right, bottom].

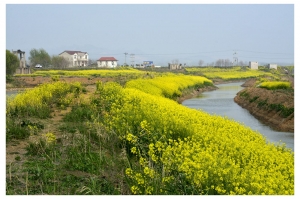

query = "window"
[[85, 55, 87, 59], [74, 55, 77, 59], [112, 61, 114, 65]]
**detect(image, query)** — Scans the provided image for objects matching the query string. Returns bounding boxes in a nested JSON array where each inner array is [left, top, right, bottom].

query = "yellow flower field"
[[185, 66, 278, 80], [96, 82, 293, 195], [125, 74, 212, 99]]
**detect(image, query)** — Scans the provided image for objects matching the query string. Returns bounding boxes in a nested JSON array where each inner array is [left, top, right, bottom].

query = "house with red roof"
[[59, 50, 89, 67], [97, 57, 118, 68]]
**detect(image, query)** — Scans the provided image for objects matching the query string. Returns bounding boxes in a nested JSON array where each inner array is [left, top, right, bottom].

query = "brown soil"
[[177, 85, 217, 103], [234, 79, 294, 132]]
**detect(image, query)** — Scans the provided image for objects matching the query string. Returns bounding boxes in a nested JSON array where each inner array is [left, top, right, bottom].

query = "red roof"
[[97, 57, 118, 61], [61, 50, 87, 55]]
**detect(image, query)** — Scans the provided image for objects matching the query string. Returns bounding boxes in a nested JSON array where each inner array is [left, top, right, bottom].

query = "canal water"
[[182, 82, 294, 151], [6, 90, 21, 98]]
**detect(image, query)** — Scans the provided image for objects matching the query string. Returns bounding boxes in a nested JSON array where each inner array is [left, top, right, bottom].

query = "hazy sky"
[[6, 3, 294, 66]]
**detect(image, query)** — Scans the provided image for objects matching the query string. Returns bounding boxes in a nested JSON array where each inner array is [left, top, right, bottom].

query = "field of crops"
[[259, 81, 291, 90], [125, 74, 212, 99], [6, 73, 294, 195], [14, 68, 149, 78], [185, 66, 279, 80]]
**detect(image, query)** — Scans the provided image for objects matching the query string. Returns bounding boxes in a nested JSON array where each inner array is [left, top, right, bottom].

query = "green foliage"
[[51, 55, 70, 68], [6, 50, 19, 76], [249, 96, 259, 102], [239, 90, 250, 98], [6, 118, 31, 141], [63, 104, 94, 122], [268, 104, 294, 118], [28, 48, 51, 68]]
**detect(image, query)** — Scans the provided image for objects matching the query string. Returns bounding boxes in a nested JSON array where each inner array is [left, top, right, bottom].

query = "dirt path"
[[6, 84, 96, 171]]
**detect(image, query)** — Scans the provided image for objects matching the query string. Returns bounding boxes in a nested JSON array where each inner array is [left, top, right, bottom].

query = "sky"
[[5, 3, 295, 66]]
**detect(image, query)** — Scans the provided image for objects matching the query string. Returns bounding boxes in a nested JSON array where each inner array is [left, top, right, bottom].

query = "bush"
[[259, 82, 291, 90]]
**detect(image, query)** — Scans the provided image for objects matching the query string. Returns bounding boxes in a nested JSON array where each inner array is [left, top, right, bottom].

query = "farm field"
[[6, 67, 294, 195]]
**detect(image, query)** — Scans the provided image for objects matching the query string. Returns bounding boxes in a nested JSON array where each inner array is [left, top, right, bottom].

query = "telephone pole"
[[130, 54, 135, 67], [233, 51, 238, 66], [124, 52, 128, 66]]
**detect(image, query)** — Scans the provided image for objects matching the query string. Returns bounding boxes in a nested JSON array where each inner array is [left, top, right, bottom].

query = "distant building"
[[267, 64, 277, 70], [135, 64, 145, 68], [12, 49, 30, 74], [168, 63, 182, 70], [143, 61, 154, 67], [59, 50, 89, 67], [249, 61, 258, 70], [97, 57, 118, 68]]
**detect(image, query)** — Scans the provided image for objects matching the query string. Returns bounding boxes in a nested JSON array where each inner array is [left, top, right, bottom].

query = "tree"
[[51, 55, 70, 68], [171, 59, 179, 64], [215, 59, 222, 67], [28, 48, 51, 67], [224, 59, 231, 67], [198, 60, 204, 67], [238, 60, 244, 66], [6, 50, 19, 76]]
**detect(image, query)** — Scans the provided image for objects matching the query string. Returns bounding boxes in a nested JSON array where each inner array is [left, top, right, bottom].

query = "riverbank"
[[234, 79, 294, 133]]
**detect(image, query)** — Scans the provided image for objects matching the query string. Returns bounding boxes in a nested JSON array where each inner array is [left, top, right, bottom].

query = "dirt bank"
[[234, 79, 294, 132], [177, 85, 217, 103]]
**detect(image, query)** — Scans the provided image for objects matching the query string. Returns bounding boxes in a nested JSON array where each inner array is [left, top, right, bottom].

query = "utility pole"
[[130, 54, 135, 67], [124, 52, 128, 66], [233, 51, 238, 66]]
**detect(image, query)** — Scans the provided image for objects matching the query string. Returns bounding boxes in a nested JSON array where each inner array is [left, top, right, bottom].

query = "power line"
[[236, 50, 293, 55], [99, 49, 293, 56], [239, 56, 293, 59]]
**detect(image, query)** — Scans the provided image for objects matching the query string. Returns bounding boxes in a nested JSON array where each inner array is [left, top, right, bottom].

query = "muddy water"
[[182, 82, 294, 151]]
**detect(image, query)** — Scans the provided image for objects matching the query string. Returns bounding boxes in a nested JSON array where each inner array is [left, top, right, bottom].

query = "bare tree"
[[238, 60, 244, 66], [52, 55, 70, 68], [172, 59, 179, 64], [198, 60, 204, 67], [88, 59, 97, 67], [215, 59, 222, 67], [225, 59, 231, 67]]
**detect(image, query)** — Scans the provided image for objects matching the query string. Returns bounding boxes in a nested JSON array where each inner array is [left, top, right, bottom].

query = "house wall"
[[97, 60, 118, 68], [169, 64, 182, 70], [59, 52, 73, 67], [249, 61, 258, 70], [59, 52, 89, 67], [268, 64, 277, 70], [76, 53, 89, 67]]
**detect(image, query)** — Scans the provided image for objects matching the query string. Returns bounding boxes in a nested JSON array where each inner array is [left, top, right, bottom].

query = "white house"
[[59, 50, 89, 67], [249, 61, 258, 70], [267, 64, 277, 70], [97, 57, 118, 68], [168, 63, 182, 70]]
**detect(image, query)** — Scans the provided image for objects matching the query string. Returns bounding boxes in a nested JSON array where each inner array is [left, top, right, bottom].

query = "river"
[[182, 82, 294, 151]]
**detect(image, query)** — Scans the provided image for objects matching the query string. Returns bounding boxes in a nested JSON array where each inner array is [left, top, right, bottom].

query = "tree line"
[[6, 48, 93, 74], [27, 48, 70, 68], [198, 59, 247, 67]]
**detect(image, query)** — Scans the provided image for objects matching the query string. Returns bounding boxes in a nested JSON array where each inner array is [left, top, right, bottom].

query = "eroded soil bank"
[[234, 79, 294, 132]]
